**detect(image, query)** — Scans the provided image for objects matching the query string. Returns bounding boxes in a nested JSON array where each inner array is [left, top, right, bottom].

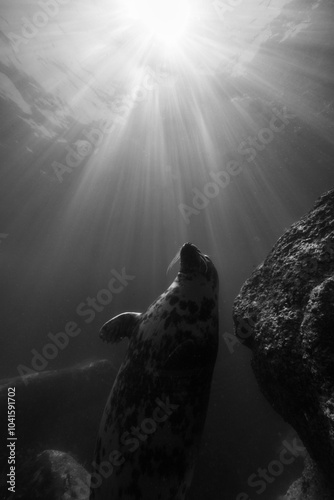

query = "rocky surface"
[[283, 456, 332, 500], [233, 188, 334, 494], [0, 360, 116, 483], [9, 449, 90, 500]]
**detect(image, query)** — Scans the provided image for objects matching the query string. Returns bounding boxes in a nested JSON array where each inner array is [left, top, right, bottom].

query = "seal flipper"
[[100, 312, 141, 344]]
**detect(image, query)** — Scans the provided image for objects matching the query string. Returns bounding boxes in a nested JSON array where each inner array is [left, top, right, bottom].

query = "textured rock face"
[[14, 450, 90, 500], [284, 457, 332, 500], [0, 361, 117, 498], [233, 189, 334, 492]]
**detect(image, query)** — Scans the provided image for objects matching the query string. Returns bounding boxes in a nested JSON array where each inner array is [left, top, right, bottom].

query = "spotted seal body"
[[90, 243, 219, 500]]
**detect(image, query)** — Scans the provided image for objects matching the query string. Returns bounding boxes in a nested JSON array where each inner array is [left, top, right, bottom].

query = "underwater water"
[[0, 0, 334, 498]]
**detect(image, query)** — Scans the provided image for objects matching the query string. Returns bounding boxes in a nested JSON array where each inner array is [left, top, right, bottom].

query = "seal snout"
[[180, 243, 206, 273], [180, 242, 200, 257]]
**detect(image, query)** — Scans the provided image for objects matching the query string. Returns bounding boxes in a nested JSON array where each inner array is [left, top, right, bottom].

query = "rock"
[[283, 456, 332, 500], [0, 360, 116, 467], [233, 188, 334, 494], [11, 449, 90, 500]]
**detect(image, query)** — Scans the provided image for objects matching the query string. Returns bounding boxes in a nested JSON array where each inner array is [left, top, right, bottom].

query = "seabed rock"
[[12, 449, 90, 500], [284, 456, 331, 500], [0, 360, 116, 499], [233, 189, 334, 498], [0, 359, 116, 464]]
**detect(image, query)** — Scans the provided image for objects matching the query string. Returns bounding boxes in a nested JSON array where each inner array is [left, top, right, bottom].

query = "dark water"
[[1, 0, 334, 498]]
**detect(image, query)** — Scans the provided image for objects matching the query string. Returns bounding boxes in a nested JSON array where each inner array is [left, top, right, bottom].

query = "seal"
[[90, 243, 219, 500]]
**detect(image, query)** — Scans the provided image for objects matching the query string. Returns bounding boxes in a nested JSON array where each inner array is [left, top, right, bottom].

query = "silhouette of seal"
[[90, 243, 219, 500]]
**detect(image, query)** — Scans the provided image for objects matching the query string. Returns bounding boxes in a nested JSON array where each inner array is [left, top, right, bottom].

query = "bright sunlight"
[[125, 0, 191, 49]]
